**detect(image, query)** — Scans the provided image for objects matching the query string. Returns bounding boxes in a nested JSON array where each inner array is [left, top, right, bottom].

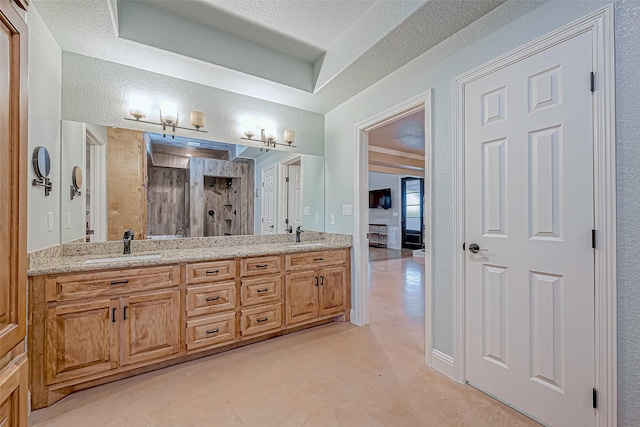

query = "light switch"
[[303, 207, 311, 215], [315, 214, 320, 224], [66, 213, 71, 229], [330, 214, 336, 225], [47, 212, 54, 232], [342, 204, 352, 216]]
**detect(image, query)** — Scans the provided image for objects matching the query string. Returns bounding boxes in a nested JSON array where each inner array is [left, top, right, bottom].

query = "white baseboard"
[[431, 349, 455, 379]]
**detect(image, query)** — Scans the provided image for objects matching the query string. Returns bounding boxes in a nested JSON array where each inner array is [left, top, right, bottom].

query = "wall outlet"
[[47, 212, 54, 232], [315, 213, 320, 224], [303, 207, 311, 215], [66, 213, 71, 229], [330, 213, 336, 225], [342, 204, 353, 216]]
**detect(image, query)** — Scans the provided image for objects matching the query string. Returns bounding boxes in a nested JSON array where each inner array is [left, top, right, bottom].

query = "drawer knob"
[[314, 258, 324, 261], [256, 317, 269, 323], [206, 328, 220, 335], [110, 279, 129, 285], [206, 296, 221, 302], [256, 264, 269, 269], [257, 288, 269, 293], [206, 270, 219, 275]]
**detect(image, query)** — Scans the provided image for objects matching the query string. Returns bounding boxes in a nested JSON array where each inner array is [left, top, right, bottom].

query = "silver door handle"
[[468, 243, 487, 254]]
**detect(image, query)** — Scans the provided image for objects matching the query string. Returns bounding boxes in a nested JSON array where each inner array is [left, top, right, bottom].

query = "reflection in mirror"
[[61, 121, 325, 242], [32, 146, 53, 196]]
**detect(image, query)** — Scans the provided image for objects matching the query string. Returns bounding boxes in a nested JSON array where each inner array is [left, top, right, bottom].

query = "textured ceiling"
[[34, 0, 507, 113], [369, 110, 425, 156]]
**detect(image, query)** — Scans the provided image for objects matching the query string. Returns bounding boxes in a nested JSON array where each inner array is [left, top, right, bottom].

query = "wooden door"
[[107, 127, 147, 240], [0, 0, 27, 362], [318, 266, 347, 316], [285, 271, 318, 325], [286, 164, 301, 230], [464, 32, 594, 426], [0, 356, 27, 427], [120, 290, 179, 366], [45, 299, 119, 384]]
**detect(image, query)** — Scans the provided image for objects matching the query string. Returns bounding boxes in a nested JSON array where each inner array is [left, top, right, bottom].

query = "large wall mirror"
[[60, 120, 325, 243]]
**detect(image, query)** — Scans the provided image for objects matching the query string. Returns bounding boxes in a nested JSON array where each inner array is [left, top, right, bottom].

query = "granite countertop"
[[28, 232, 352, 276]]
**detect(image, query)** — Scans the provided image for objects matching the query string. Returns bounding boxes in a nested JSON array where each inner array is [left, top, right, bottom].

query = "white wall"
[[325, 1, 640, 423], [60, 121, 86, 243], [27, 5, 62, 252], [368, 172, 401, 250]]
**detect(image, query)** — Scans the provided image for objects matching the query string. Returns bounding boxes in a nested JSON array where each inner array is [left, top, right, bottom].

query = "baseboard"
[[431, 349, 455, 379]]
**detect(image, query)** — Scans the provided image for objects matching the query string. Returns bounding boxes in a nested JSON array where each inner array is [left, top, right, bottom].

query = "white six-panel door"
[[464, 31, 595, 426], [287, 165, 302, 229], [261, 165, 276, 234]]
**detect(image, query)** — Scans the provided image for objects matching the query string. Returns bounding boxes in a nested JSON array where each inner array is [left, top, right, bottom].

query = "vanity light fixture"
[[125, 106, 208, 139], [240, 128, 297, 148]]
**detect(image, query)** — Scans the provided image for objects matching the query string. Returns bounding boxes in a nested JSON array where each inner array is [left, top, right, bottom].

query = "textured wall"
[[613, 1, 640, 424], [325, 0, 601, 384], [60, 52, 325, 157], [27, 5, 62, 252]]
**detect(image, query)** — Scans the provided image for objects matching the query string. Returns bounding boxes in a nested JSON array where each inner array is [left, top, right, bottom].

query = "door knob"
[[468, 243, 487, 254]]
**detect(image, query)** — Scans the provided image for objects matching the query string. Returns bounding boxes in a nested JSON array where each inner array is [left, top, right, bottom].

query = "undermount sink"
[[288, 243, 326, 248], [83, 254, 162, 264]]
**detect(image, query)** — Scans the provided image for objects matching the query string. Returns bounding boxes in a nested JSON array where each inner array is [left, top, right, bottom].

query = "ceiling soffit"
[[34, 0, 510, 114]]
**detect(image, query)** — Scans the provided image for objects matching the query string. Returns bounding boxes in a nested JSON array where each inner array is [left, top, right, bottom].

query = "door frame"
[[277, 154, 303, 234], [400, 177, 424, 250], [86, 127, 107, 242], [353, 90, 433, 362], [452, 5, 616, 425]]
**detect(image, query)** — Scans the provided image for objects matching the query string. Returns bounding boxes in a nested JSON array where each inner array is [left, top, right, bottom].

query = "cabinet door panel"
[[319, 266, 347, 316], [0, 1, 27, 362], [45, 300, 119, 385], [241, 275, 281, 307], [285, 271, 318, 325], [186, 312, 236, 351], [121, 290, 179, 366], [0, 356, 28, 427], [240, 303, 282, 338]]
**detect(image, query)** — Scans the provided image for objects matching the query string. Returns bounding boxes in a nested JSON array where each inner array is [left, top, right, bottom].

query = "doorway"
[[278, 154, 303, 233], [353, 90, 433, 364], [261, 165, 275, 234]]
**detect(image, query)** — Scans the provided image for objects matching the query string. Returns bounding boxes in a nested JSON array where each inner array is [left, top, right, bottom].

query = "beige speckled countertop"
[[28, 232, 352, 276]]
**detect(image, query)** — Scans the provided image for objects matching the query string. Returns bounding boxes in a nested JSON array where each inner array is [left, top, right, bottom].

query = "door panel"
[[45, 299, 119, 385], [319, 266, 347, 315], [261, 166, 275, 234], [0, 356, 27, 427], [121, 290, 179, 366], [464, 32, 594, 427], [285, 271, 318, 325], [0, 1, 27, 362]]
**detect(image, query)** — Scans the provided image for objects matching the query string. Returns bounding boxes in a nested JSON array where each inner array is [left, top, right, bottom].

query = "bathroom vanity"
[[27, 234, 351, 409]]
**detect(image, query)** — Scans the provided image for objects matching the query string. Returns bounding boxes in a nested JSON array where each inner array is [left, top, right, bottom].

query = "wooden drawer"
[[186, 260, 236, 284], [186, 281, 237, 318], [240, 303, 282, 338], [241, 275, 282, 307], [45, 265, 179, 302], [186, 312, 236, 351], [240, 256, 282, 277], [285, 250, 347, 271]]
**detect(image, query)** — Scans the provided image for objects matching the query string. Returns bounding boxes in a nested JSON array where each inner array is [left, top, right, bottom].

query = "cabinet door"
[[0, 355, 28, 427], [121, 290, 179, 366], [0, 0, 27, 363], [319, 266, 347, 316], [45, 299, 119, 385], [285, 271, 318, 325]]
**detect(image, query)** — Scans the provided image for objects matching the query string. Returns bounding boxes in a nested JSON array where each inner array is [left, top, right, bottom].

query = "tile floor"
[[30, 255, 537, 426]]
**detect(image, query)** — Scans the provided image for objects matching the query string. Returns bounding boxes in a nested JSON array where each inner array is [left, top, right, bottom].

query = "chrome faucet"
[[286, 225, 293, 234], [296, 226, 304, 243], [175, 229, 183, 238], [123, 229, 134, 255]]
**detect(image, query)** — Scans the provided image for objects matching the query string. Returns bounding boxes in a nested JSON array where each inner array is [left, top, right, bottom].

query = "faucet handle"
[[123, 229, 135, 240], [296, 226, 303, 232]]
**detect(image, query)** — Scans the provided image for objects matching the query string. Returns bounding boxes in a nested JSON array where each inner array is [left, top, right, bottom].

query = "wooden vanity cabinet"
[[285, 250, 350, 327], [239, 256, 284, 339]]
